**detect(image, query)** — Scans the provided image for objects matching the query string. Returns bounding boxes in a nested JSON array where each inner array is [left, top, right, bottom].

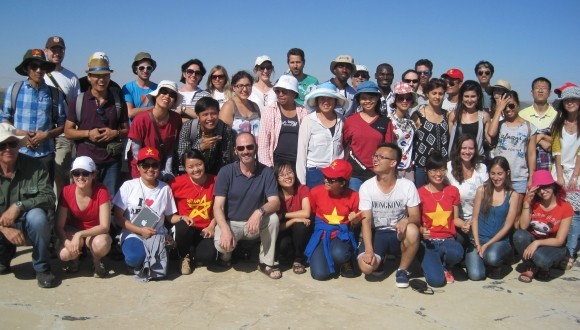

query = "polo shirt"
[[214, 161, 278, 221], [519, 105, 557, 130]]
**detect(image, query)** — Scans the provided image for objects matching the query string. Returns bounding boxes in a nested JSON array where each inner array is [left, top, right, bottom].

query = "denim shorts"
[[512, 180, 527, 194]]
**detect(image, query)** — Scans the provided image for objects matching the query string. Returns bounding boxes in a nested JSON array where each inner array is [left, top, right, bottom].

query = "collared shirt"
[[0, 154, 55, 213], [325, 79, 356, 118], [295, 74, 319, 106], [1, 80, 66, 157]]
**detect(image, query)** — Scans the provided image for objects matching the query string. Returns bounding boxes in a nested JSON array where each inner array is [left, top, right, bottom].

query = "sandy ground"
[[1, 247, 579, 330]]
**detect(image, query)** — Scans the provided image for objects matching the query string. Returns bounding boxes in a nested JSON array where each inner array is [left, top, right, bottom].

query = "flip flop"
[[292, 262, 307, 275], [518, 269, 535, 283], [257, 263, 282, 280]]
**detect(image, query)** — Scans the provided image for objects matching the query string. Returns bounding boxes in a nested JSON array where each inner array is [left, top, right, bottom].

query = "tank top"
[[476, 191, 512, 244], [231, 100, 260, 139], [413, 107, 449, 167]]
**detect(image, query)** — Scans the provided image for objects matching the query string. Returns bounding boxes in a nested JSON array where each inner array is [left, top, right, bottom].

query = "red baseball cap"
[[554, 82, 578, 96], [441, 68, 464, 81], [137, 147, 161, 162], [321, 159, 352, 180]]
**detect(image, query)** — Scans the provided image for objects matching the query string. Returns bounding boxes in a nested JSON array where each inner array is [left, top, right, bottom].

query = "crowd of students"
[[0, 35, 578, 289]]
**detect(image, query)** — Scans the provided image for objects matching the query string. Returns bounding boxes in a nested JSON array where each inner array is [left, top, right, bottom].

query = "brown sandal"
[[257, 263, 282, 279], [518, 269, 535, 283], [292, 262, 307, 275]]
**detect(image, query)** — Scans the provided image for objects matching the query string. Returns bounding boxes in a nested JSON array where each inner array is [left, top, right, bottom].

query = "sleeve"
[[296, 116, 311, 184], [451, 186, 461, 206], [406, 182, 421, 208], [384, 120, 395, 143], [1, 82, 16, 122], [122, 84, 133, 104], [257, 110, 274, 167], [127, 113, 145, 142], [112, 182, 128, 210], [342, 117, 352, 148], [351, 191, 360, 213], [552, 130, 561, 156], [21, 163, 56, 211], [213, 167, 230, 197], [562, 201, 574, 219], [358, 182, 372, 211], [164, 186, 178, 216], [177, 119, 193, 171], [67, 94, 79, 123], [309, 188, 318, 215], [96, 184, 112, 205], [263, 167, 279, 198]]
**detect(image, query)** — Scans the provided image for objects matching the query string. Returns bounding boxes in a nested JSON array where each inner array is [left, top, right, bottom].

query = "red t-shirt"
[[170, 174, 216, 229], [529, 199, 573, 239], [418, 185, 460, 239], [343, 113, 394, 168], [128, 110, 182, 178], [59, 182, 111, 230], [279, 184, 310, 221], [310, 185, 359, 225]]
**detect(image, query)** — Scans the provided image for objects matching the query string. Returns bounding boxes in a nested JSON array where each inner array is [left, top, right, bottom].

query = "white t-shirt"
[[212, 90, 227, 109], [112, 178, 177, 241], [249, 86, 277, 115], [43, 66, 80, 104], [446, 162, 488, 221], [359, 176, 420, 229], [442, 98, 457, 112]]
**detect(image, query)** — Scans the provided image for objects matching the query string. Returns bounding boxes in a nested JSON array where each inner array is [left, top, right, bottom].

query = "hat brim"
[[147, 89, 183, 110], [15, 59, 56, 76], [330, 61, 356, 74], [305, 90, 348, 111], [0, 135, 27, 149], [85, 69, 114, 75]]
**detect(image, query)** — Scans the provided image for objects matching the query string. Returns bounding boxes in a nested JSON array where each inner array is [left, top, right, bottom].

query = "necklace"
[[188, 176, 205, 197], [428, 183, 445, 202]]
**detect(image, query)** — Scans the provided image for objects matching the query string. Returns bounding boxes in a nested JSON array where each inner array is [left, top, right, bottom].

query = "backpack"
[[75, 89, 122, 122], [9, 81, 59, 128]]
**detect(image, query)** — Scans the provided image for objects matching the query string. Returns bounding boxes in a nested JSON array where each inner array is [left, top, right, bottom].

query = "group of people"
[[0, 36, 578, 289]]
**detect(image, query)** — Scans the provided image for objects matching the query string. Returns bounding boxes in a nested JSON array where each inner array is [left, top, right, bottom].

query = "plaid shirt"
[[1, 80, 66, 157]]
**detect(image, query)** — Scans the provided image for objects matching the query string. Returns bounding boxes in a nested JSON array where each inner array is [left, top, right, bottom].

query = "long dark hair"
[[450, 135, 481, 184], [453, 80, 483, 125], [551, 98, 580, 140], [481, 157, 513, 216]]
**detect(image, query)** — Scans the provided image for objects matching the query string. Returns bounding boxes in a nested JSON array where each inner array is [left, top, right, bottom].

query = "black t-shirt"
[[273, 111, 299, 164]]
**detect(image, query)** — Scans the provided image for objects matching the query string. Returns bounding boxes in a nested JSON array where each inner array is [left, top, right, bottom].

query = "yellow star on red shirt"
[[425, 203, 451, 228], [187, 195, 212, 220], [324, 207, 344, 225]]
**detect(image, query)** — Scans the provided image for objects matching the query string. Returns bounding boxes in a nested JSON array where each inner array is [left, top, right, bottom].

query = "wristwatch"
[[258, 207, 266, 216], [15, 201, 24, 211]]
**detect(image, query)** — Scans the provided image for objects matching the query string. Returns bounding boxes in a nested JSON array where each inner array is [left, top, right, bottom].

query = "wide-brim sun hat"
[[555, 82, 578, 96], [559, 86, 580, 101], [15, 49, 56, 76], [489, 79, 512, 95], [391, 82, 418, 108], [0, 123, 27, 148], [304, 86, 349, 112], [85, 57, 114, 75], [274, 75, 299, 94], [71, 156, 97, 172], [146, 80, 183, 107], [531, 170, 557, 187]]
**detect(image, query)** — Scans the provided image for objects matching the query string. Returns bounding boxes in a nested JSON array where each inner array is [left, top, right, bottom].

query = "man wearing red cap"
[[441, 68, 464, 112]]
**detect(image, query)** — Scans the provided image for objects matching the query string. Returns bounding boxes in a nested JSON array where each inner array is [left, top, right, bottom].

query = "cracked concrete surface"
[[1, 248, 579, 329]]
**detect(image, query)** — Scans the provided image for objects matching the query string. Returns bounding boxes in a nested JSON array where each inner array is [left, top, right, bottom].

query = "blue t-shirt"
[[122, 80, 157, 109]]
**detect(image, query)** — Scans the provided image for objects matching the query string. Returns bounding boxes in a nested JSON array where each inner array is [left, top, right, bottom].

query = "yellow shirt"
[[519, 104, 557, 130]]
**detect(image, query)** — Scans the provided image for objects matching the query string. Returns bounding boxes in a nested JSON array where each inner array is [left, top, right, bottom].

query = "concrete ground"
[[1, 247, 579, 329]]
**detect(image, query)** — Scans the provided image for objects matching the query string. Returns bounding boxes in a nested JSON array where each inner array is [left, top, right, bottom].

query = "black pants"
[[174, 221, 217, 264], [276, 222, 311, 264]]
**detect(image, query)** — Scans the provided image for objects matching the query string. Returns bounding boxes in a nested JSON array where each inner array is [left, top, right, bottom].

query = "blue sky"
[[1, 0, 578, 102]]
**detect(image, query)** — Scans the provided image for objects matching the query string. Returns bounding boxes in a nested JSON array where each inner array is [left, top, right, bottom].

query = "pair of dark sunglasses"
[[409, 279, 434, 295]]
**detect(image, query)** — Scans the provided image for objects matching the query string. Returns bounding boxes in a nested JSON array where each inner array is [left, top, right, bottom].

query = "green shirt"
[[296, 74, 319, 106], [0, 154, 55, 213]]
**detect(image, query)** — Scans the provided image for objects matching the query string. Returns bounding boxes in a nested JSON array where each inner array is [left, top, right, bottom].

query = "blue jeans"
[[98, 160, 120, 196], [357, 229, 401, 258], [513, 229, 566, 269], [348, 177, 364, 192], [0, 208, 51, 273], [418, 239, 464, 287], [306, 167, 324, 189], [122, 237, 146, 268], [414, 167, 427, 188], [309, 238, 353, 280], [465, 240, 512, 281], [566, 211, 580, 258]]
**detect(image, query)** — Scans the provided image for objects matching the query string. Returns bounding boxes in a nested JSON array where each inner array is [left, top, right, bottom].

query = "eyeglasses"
[[395, 94, 414, 102], [211, 74, 225, 80], [323, 176, 344, 184], [185, 69, 203, 76], [258, 65, 273, 71], [372, 153, 396, 161], [403, 79, 419, 84], [28, 62, 46, 71], [138, 65, 153, 72], [0, 140, 19, 151], [158, 88, 177, 99], [274, 88, 290, 95], [477, 70, 491, 76], [96, 107, 109, 125], [234, 84, 252, 90], [418, 70, 431, 76], [506, 103, 516, 110], [534, 87, 548, 92], [71, 170, 91, 177], [236, 144, 255, 152], [428, 168, 447, 174], [278, 171, 295, 178], [353, 72, 369, 79], [139, 162, 160, 170]]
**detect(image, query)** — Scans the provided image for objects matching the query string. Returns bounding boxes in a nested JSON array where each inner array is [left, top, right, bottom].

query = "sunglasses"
[[395, 94, 414, 102], [139, 162, 160, 170], [538, 184, 554, 191], [324, 176, 344, 184], [403, 79, 419, 84], [158, 88, 177, 99], [0, 140, 19, 151], [185, 69, 203, 76], [506, 103, 516, 110], [353, 72, 369, 79], [477, 70, 491, 76], [409, 279, 434, 295], [444, 79, 459, 87], [418, 70, 431, 76], [274, 88, 290, 95], [236, 144, 255, 152], [138, 65, 153, 72], [28, 62, 47, 71], [96, 107, 109, 125], [71, 170, 91, 177], [211, 74, 225, 80], [258, 65, 273, 71]]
